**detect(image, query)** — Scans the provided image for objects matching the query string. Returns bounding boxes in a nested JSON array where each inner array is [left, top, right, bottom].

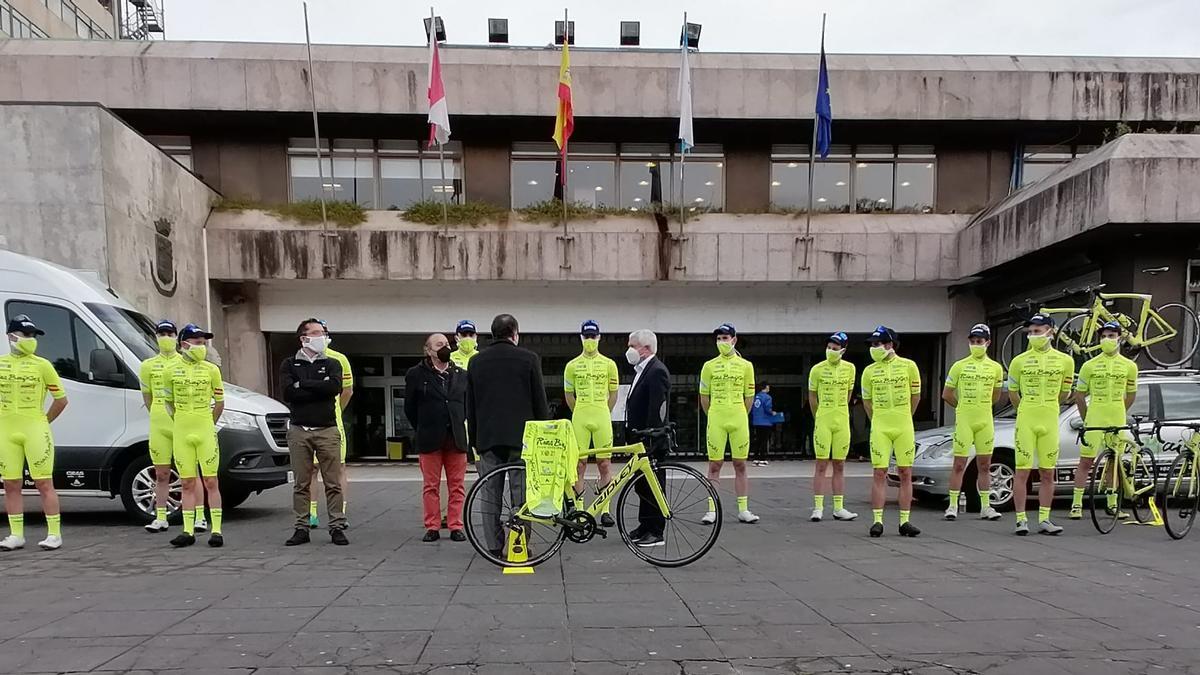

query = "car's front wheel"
[[987, 451, 1017, 512], [119, 456, 182, 523]]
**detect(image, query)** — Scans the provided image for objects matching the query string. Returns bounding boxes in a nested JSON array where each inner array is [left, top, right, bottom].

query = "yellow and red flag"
[[551, 38, 573, 181]]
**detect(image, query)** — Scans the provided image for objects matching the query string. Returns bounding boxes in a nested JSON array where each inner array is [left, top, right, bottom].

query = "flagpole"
[[561, 7, 570, 236], [679, 12, 687, 234], [431, 7, 449, 233], [302, 2, 328, 233], [801, 13, 826, 271]]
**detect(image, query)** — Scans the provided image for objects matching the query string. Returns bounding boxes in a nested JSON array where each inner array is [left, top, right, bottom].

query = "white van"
[[0, 250, 290, 520]]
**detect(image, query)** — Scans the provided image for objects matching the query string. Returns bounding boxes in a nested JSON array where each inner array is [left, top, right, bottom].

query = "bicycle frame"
[[1093, 430, 1150, 500], [1099, 293, 1179, 349], [1040, 292, 1177, 357]]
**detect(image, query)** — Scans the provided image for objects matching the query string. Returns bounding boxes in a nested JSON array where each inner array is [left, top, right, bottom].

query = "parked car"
[[0, 250, 291, 521], [889, 370, 1200, 511]]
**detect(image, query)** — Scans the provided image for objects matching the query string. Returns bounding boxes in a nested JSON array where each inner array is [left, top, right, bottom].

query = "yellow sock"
[[8, 513, 23, 538], [707, 497, 716, 512], [45, 514, 61, 537], [155, 506, 167, 521], [900, 510, 910, 525], [872, 508, 883, 524], [1016, 511, 1028, 523], [833, 495, 844, 511], [183, 508, 195, 535], [1038, 506, 1050, 522], [309, 501, 318, 518], [948, 490, 960, 510], [210, 508, 222, 535], [1071, 488, 1083, 509], [814, 495, 825, 510], [979, 492, 990, 511], [737, 496, 748, 512]]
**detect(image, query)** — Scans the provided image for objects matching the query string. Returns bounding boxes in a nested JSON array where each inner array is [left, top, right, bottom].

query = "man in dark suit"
[[466, 314, 550, 555], [623, 329, 671, 547], [404, 333, 469, 543]]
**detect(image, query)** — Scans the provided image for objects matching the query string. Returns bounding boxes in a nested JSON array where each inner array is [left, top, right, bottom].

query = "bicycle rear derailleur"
[[558, 509, 606, 543]]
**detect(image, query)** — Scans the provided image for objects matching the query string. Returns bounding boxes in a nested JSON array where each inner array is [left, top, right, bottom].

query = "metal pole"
[[431, 7, 449, 232], [801, 14, 826, 271], [302, 2, 329, 234], [561, 7, 569, 238], [679, 12, 687, 234]]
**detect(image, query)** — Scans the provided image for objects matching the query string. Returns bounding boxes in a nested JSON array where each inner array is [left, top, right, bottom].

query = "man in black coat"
[[404, 333, 469, 543], [466, 314, 550, 555], [623, 328, 672, 547]]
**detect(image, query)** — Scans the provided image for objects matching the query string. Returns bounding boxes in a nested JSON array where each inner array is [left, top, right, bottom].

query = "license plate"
[[287, 470, 294, 483]]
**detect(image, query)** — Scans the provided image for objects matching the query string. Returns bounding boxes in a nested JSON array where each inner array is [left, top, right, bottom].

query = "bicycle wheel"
[[614, 461, 722, 568], [999, 325, 1025, 370], [1161, 450, 1199, 540], [1089, 449, 1120, 534], [1146, 303, 1200, 368], [463, 462, 567, 568], [1128, 447, 1159, 524], [1055, 313, 1090, 367]]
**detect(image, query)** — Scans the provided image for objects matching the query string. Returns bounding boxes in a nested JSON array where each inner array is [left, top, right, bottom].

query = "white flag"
[[427, 22, 451, 146], [678, 27, 694, 153]]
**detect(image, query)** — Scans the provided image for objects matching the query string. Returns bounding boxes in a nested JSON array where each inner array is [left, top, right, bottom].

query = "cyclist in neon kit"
[[307, 319, 353, 528], [1007, 313, 1074, 536], [942, 323, 1005, 522], [700, 323, 759, 524], [0, 315, 68, 551], [1071, 321, 1138, 520], [861, 325, 922, 538], [449, 320, 479, 371], [808, 331, 858, 522], [564, 320, 619, 528], [165, 324, 226, 548], [141, 320, 181, 533]]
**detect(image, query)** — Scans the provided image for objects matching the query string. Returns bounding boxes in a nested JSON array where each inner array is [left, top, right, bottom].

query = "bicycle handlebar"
[[1077, 423, 1145, 444], [1154, 421, 1200, 443], [629, 422, 677, 440]]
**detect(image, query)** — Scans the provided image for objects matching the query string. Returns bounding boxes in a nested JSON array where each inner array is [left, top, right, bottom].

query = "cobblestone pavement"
[[3, 466, 1200, 674]]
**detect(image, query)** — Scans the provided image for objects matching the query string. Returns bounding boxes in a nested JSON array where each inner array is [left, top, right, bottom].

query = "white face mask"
[[303, 335, 328, 354], [625, 347, 642, 366]]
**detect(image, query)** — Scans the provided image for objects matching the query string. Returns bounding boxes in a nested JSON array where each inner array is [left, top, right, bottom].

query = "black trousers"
[[635, 441, 669, 537], [751, 425, 773, 459]]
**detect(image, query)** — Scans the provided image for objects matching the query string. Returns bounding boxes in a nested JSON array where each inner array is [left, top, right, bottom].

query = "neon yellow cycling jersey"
[[1007, 347, 1074, 409], [326, 347, 353, 419], [699, 354, 755, 409], [523, 419, 579, 517], [0, 352, 65, 417], [1076, 352, 1136, 412], [861, 356, 921, 413], [809, 359, 856, 416], [564, 353, 618, 407], [449, 348, 476, 370], [164, 358, 224, 414], [139, 352, 180, 411], [944, 355, 1003, 411]]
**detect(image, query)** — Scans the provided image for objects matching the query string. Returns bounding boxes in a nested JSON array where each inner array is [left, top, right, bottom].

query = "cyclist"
[[808, 331, 858, 522], [564, 320, 619, 528], [449, 320, 479, 370], [164, 324, 226, 548], [140, 320, 181, 533], [941, 323, 1005, 522], [1007, 313, 1075, 536], [307, 319, 353, 528], [700, 323, 759, 524], [1071, 320, 1138, 519], [0, 315, 68, 551], [862, 326, 922, 537]]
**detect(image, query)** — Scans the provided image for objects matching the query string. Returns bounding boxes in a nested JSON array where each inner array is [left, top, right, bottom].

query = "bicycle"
[[1155, 421, 1200, 540], [1000, 284, 1199, 369], [1082, 421, 1159, 534], [463, 424, 723, 569]]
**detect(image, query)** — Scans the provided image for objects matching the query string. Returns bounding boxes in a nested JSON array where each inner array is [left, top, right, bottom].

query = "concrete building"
[[1, 39, 1199, 459], [1, 0, 113, 39]]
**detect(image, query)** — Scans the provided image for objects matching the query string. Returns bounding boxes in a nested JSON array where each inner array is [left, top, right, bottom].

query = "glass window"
[[619, 144, 673, 212], [73, 315, 121, 381], [812, 146, 851, 213], [895, 161, 935, 213], [677, 162, 723, 213], [769, 146, 810, 210], [380, 157, 423, 210], [854, 161, 894, 213], [289, 156, 334, 202], [565, 160, 616, 207], [1021, 162, 1062, 186], [6, 302, 77, 380], [512, 160, 558, 207], [76, 14, 90, 39], [1160, 383, 1200, 421], [420, 158, 463, 204], [84, 303, 156, 361], [331, 156, 375, 208], [1, 6, 10, 36]]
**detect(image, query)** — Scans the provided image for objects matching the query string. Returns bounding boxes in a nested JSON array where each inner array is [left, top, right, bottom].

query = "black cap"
[[1024, 313, 1055, 328], [968, 323, 991, 339], [155, 319, 178, 334], [580, 320, 601, 337], [865, 325, 897, 344], [6, 314, 44, 336], [179, 323, 214, 341], [714, 323, 737, 336], [827, 331, 849, 347]]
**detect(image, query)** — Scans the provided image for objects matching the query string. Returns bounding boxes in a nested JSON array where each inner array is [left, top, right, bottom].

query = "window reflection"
[[770, 161, 809, 210], [566, 161, 617, 207], [895, 162, 934, 213], [287, 139, 461, 209], [620, 160, 672, 211], [813, 162, 850, 213], [512, 160, 558, 207], [854, 162, 893, 213]]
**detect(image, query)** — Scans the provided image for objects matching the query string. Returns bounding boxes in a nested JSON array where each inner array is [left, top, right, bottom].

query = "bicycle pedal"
[[595, 528, 608, 539]]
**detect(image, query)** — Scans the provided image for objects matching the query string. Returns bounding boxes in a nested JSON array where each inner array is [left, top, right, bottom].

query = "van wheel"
[[119, 456, 182, 523], [987, 451, 1017, 512]]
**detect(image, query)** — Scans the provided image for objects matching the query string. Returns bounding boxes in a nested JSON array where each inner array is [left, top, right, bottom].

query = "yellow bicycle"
[[463, 424, 723, 568], [1001, 284, 1199, 368]]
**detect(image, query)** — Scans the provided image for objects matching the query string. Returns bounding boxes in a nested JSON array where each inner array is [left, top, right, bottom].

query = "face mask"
[[1100, 337, 1119, 355], [625, 347, 641, 366], [969, 344, 987, 358], [157, 336, 177, 353], [457, 337, 476, 354], [717, 341, 734, 356], [870, 346, 889, 362], [183, 344, 207, 362], [825, 348, 843, 363], [11, 337, 36, 356], [582, 338, 599, 355], [303, 335, 328, 354], [435, 345, 453, 363], [1027, 334, 1050, 350]]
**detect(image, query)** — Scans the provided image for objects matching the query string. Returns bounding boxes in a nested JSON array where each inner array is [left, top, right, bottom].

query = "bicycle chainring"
[[563, 510, 597, 543]]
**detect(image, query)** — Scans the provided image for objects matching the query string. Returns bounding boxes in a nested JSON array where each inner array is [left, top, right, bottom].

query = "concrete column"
[[463, 142, 511, 208], [935, 149, 1013, 214], [191, 139, 289, 203], [217, 281, 270, 392], [724, 144, 769, 213]]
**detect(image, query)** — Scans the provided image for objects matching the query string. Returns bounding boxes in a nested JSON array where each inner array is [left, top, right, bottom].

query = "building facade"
[[2, 39, 1199, 459]]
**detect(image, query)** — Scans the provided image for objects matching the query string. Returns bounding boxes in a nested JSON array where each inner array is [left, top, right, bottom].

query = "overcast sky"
[[162, 0, 1200, 57]]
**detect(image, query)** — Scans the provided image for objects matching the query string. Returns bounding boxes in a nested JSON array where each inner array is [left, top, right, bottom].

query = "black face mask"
[[435, 346, 453, 363]]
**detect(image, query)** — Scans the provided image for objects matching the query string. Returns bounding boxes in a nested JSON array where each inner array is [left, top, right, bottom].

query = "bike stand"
[[502, 527, 534, 575], [1124, 501, 1166, 527]]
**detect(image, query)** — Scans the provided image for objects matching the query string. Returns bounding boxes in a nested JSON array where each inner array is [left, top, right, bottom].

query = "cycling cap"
[[1099, 320, 1122, 333], [179, 323, 214, 341], [827, 331, 849, 347], [968, 323, 991, 338], [1024, 313, 1055, 327], [155, 320, 178, 334], [713, 323, 737, 336], [6, 315, 44, 336], [580, 320, 601, 336], [865, 325, 897, 344], [456, 320, 477, 334]]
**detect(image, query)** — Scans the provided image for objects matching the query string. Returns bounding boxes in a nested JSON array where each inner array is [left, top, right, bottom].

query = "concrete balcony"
[[206, 210, 967, 285]]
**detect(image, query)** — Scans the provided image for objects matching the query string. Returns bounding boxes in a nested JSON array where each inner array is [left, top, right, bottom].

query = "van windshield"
[[85, 303, 157, 361]]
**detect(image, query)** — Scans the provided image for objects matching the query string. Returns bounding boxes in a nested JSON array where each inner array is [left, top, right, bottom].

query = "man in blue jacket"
[[750, 382, 780, 466]]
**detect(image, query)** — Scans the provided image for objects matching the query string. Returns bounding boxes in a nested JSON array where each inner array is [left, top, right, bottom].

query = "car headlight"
[[217, 410, 259, 432], [922, 438, 954, 461]]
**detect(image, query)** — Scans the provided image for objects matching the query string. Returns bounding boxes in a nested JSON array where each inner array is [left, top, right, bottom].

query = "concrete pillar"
[[217, 281, 270, 392], [935, 149, 1013, 214], [463, 142, 511, 208], [192, 139, 289, 203], [724, 144, 769, 213]]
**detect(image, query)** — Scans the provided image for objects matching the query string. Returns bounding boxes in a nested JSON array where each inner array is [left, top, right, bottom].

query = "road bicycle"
[[1082, 422, 1159, 534], [1001, 284, 1199, 369], [463, 424, 723, 569], [1156, 420, 1200, 540]]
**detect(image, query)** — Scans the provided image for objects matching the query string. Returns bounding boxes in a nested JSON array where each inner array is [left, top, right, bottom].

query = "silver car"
[[889, 370, 1200, 511]]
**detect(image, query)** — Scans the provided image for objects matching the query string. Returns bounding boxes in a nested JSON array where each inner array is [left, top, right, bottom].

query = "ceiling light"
[[817, 197, 827, 203], [633, 197, 643, 202], [645, 162, 656, 168], [594, 186, 603, 191], [925, 163, 933, 169], [857, 162, 868, 168], [835, 181, 846, 186], [704, 181, 714, 186], [716, 162, 723, 168], [787, 162, 798, 168], [527, 180, 538, 185], [770, 180, 781, 187], [638, 180, 649, 186], [900, 181, 911, 187], [693, 197, 704, 203], [877, 198, 888, 203]]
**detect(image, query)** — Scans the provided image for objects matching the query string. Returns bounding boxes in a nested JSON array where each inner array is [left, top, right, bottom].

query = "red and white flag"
[[427, 24, 450, 146]]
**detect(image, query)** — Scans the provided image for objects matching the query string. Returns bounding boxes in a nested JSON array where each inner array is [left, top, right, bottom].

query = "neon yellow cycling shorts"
[[149, 407, 175, 466], [572, 405, 614, 460], [174, 411, 219, 479], [813, 412, 850, 461], [0, 414, 54, 481], [706, 408, 750, 461], [870, 411, 915, 469], [1015, 407, 1059, 470], [952, 409, 994, 458], [1080, 406, 1127, 459]]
